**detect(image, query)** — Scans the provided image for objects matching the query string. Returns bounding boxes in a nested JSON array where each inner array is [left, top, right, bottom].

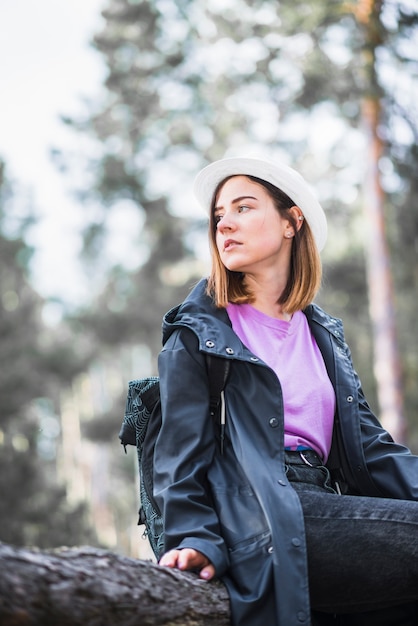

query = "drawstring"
[[220, 390, 226, 455]]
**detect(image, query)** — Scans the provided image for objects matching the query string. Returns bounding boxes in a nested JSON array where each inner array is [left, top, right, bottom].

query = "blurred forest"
[[1, 0, 418, 558]]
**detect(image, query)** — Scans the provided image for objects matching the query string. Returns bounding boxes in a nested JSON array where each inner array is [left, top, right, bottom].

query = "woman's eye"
[[238, 204, 250, 213], [214, 214, 223, 224]]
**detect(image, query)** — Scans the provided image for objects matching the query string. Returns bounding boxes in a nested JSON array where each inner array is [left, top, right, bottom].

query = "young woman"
[[153, 157, 418, 626]]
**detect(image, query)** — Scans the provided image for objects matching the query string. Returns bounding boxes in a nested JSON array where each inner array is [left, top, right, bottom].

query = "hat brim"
[[193, 157, 327, 251]]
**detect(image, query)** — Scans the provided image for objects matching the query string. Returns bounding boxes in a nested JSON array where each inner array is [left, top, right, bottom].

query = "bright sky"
[[0, 0, 106, 309]]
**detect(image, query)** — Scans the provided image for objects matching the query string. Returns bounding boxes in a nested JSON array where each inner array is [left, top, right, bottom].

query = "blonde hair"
[[206, 175, 322, 313]]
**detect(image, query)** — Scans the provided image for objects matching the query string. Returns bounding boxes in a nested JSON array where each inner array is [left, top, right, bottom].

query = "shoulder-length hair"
[[206, 175, 322, 313]]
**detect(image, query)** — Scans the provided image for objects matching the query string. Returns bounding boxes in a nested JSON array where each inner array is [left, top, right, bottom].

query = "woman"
[[153, 157, 418, 625]]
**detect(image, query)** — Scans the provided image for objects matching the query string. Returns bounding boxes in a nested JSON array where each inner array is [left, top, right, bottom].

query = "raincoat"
[[154, 278, 418, 626]]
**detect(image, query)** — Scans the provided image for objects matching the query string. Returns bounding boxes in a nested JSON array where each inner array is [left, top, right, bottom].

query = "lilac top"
[[226, 303, 335, 461]]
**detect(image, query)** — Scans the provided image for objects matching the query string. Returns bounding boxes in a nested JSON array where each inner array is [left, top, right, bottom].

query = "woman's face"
[[214, 175, 294, 277]]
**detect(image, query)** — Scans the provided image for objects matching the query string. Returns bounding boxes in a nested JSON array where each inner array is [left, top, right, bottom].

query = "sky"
[[0, 0, 106, 311]]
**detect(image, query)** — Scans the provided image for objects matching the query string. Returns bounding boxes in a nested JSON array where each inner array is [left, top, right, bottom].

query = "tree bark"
[[0, 543, 230, 626]]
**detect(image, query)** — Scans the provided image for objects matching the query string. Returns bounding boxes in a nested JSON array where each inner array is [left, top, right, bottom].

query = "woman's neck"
[[244, 275, 292, 321], [251, 298, 292, 321]]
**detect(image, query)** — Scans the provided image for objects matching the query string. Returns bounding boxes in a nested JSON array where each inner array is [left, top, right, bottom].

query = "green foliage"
[[0, 161, 98, 548], [0, 426, 97, 548], [64, 0, 418, 443]]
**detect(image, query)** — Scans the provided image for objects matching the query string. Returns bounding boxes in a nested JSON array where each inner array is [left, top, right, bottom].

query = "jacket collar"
[[304, 302, 344, 341], [163, 278, 343, 357], [162, 279, 247, 358]]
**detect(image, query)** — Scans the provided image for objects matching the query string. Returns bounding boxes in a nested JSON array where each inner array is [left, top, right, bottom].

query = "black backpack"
[[119, 355, 230, 559]]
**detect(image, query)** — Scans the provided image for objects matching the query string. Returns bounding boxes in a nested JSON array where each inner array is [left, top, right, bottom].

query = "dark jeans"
[[285, 451, 418, 625]]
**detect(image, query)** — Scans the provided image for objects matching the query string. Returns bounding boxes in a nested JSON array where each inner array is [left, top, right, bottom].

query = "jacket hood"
[[162, 279, 248, 359]]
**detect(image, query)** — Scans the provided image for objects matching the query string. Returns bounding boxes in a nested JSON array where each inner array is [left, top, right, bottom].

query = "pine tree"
[[0, 161, 98, 547], [63, 0, 418, 443]]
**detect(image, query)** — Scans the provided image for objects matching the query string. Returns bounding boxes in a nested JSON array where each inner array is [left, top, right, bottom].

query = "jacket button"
[[269, 417, 279, 428], [267, 546, 274, 554], [225, 347, 234, 355], [205, 340, 215, 348], [250, 356, 259, 362], [292, 538, 301, 547], [297, 611, 308, 622], [278, 479, 287, 486], [346, 395, 354, 402]]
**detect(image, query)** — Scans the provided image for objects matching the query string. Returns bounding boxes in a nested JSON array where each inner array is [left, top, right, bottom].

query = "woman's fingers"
[[159, 548, 215, 580], [159, 549, 182, 568], [177, 548, 207, 570], [199, 563, 216, 580]]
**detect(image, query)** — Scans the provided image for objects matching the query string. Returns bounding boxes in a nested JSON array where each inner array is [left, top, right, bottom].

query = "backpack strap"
[[206, 355, 231, 454]]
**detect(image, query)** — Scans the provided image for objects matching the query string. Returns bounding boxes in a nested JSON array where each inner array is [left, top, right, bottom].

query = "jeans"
[[285, 451, 418, 625]]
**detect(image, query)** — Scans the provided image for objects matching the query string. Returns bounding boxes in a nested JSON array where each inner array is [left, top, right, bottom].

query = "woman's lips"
[[224, 239, 241, 251]]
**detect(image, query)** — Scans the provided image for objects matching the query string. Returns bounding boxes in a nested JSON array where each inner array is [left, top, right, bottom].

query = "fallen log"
[[0, 542, 230, 625]]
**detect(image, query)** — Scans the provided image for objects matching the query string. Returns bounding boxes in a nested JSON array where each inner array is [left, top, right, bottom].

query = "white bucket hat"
[[193, 156, 327, 251]]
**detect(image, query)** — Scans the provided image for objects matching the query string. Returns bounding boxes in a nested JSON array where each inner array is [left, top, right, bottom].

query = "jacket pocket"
[[228, 530, 272, 565], [211, 483, 270, 549], [224, 530, 274, 609]]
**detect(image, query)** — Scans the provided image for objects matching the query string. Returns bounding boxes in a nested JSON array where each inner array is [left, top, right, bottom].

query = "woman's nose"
[[217, 212, 236, 232]]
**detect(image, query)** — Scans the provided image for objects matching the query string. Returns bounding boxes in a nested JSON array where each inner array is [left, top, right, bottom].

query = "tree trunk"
[[0, 543, 230, 626], [361, 96, 406, 443], [353, 0, 407, 443]]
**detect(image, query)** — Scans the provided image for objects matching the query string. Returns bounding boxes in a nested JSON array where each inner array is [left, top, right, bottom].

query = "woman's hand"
[[159, 548, 216, 580]]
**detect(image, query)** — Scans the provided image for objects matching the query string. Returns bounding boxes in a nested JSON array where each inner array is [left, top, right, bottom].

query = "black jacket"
[[154, 279, 418, 626]]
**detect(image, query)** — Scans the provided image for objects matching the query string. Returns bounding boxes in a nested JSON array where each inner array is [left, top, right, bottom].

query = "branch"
[[0, 543, 230, 625]]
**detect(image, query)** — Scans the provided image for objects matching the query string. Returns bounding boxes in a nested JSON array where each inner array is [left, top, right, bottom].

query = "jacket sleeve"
[[355, 370, 418, 500], [335, 330, 418, 500], [153, 328, 230, 576]]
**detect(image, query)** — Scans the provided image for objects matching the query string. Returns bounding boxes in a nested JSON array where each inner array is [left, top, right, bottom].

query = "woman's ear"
[[288, 206, 304, 232]]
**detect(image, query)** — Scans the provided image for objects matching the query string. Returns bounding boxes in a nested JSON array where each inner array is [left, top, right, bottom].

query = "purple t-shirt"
[[227, 303, 335, 461]]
